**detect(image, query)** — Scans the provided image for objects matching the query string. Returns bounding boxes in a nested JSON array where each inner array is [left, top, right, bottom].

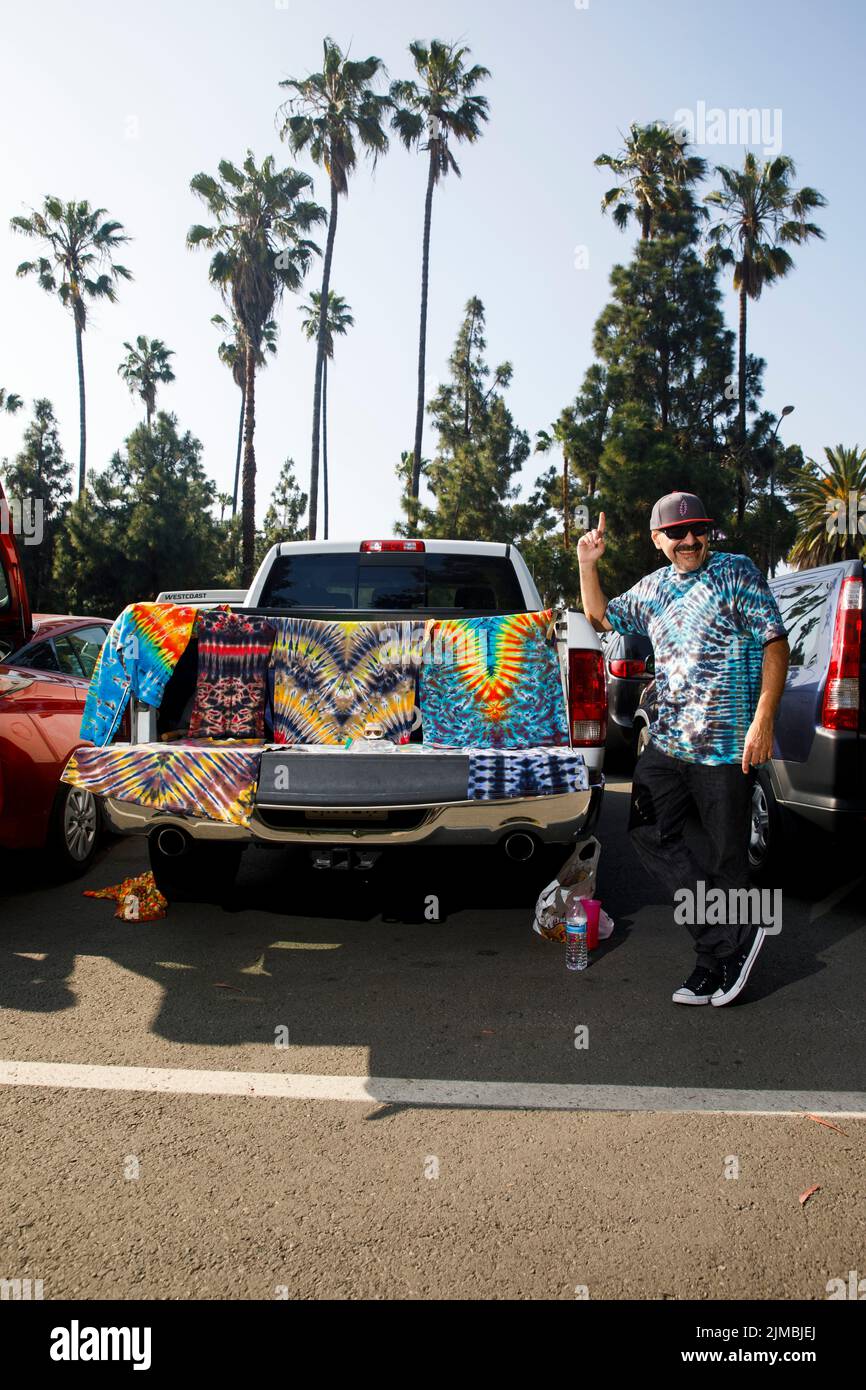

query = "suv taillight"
[[609, 658, 646, 678], [569, 648, 607, 745], [821, 576, 863, 731]]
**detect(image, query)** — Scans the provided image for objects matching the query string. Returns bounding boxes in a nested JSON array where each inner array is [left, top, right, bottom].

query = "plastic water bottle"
[[565, 891, 588, 972]]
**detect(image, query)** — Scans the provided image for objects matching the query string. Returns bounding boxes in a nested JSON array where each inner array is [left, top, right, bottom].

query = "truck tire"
[[148, 835, 243, 904]]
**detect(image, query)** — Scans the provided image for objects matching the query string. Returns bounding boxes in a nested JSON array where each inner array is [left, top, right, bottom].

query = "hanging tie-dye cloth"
[[419, 610, 569, 749], [79, 602, 199, 746], [270, 618, 424, 746], [188, 608, 276, 740]]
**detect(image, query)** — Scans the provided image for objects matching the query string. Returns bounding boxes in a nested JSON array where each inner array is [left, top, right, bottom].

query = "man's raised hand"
[[577, 511, 606, 564]]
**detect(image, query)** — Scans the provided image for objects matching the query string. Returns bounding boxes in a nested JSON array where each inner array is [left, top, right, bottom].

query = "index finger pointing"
[[598, 511, 606, 534]]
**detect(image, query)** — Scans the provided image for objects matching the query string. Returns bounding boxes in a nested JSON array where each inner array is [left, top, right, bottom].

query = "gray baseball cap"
[[649, 491, 714, 531]]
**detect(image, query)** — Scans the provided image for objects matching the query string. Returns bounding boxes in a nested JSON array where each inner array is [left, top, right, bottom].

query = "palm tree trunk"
[[232, 381, 245, 518], [411, 149, 437, 528], [562, 454, 571, 551], [241, 347, 257, 588], [322, 355, 329, 541], [737, 285, 748, 525], [310, 182, 339, 540], [74, 317, 86, 497]]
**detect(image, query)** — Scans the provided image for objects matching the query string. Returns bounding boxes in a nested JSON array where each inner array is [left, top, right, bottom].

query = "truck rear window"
[[258, 552, 526, 612]]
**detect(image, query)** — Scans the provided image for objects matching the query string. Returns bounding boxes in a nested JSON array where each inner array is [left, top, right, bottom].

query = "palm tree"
[[705, 154, 826, 522], [10, 198, 132, 495], [788, 445, 866, 569], [187, 152, 325, 585], [535, 408, 580, 551], [0, 388, 23, 414], [117, 335, 175, 428], [211, 313, 278, 518], [277, 38, 390, 539], [216, 492, 233, 523], [390, 41, 491, 528], [299, 290, 354, 538], [595, 122, 707, 240]]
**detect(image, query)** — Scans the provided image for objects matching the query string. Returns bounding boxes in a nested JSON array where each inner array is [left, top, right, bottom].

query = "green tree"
[[0, 399, 72, 609], [117, 335, 175, 428], [705, 153, 826, 519], [411, 298, 529, 542], [278, 38, 390, 539], [54, 413, 224, 612], [595, 121, 707, 240], [299, 290, 354, 538], [11, 197, 132, 495], [0, 388, 23, 414], [584, 211, 742, 592], [187, 152, 325, 585], [258, 456, 309, 563], [788, 445, 866, 569], [390, 41, 490, 524], [211, 313, 278, 519]]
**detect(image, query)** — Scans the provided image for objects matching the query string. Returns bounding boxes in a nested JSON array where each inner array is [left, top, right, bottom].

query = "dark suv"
[[602, 629, 655, 757], [632, 558, 865, 874]]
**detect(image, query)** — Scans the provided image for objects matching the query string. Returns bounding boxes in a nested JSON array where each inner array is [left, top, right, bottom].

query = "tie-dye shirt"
[[605, 552, 787, 765]]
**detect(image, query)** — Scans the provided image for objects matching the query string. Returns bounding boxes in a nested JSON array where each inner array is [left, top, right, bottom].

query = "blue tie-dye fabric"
[[605, 552, 787, 766]]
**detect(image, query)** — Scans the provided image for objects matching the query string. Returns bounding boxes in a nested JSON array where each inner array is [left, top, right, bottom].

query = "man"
[[578, 492, 789, 1007]]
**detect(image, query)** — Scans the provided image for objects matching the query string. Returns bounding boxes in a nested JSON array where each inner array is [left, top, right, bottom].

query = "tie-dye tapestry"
[[419, 610, 569, 749], [270, 618, 424, 746], [467, 747, 587, 799], [62, 741, 263, 828], [80, 602, 199, 746], [188, 608, 276, 740]]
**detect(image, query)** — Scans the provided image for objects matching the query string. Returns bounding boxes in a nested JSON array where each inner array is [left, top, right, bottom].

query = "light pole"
[[768, 404, 795, 578]]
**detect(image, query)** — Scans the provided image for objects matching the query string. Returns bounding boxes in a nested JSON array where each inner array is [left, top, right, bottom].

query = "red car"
[[0, 482, 113, 875]]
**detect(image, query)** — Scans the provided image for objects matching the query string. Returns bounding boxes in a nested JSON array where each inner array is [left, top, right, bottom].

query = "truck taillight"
[[821, 577, 863, 731], [360, 540, 426, 552], [569, 649, 607, 746]]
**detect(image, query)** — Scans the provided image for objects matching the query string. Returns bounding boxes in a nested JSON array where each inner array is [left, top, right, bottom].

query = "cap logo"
[[679, 498, 688, 516]]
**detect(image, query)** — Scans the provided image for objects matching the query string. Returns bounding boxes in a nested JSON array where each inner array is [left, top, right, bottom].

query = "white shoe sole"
[[711, 930, 766, 1006], [672, 991, 712, 1005]]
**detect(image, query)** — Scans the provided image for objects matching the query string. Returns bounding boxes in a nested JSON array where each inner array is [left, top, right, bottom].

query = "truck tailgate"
[[258, 748, 472, 807]]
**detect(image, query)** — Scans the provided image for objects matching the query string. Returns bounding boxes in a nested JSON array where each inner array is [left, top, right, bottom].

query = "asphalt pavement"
[[1, 773, 863, 1299]]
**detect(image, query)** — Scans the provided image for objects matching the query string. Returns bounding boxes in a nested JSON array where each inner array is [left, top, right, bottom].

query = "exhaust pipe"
[[155, 827, 190, 858], [503, 832, 537, 862]]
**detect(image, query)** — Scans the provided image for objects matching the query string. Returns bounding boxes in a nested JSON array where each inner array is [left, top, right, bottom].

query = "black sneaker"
[[672, 967, 721, 1006], [711, 926, 766, 1007]]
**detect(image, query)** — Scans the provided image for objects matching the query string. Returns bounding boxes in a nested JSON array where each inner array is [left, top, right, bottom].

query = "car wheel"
[[148, 834, 243, 904], [635, 724, 651, 758], [748, 770, 781, 878], [47, 783, 101, 878]]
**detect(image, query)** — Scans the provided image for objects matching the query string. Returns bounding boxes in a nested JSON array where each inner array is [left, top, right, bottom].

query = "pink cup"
[[580, 898, 601, 950]]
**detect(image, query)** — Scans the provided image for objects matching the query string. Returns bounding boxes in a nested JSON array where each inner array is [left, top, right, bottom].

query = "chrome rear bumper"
[[102, 782, 602, 849]]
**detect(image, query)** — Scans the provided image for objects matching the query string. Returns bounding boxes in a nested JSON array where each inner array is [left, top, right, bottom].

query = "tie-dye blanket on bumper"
[[62, 741, 263, 828]]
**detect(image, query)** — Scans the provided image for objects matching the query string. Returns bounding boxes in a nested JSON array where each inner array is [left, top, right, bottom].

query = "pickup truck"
[[98, 538, 606, 899]]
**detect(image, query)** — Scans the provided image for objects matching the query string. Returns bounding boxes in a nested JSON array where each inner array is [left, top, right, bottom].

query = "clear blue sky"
[[1, 0, 862, 538]]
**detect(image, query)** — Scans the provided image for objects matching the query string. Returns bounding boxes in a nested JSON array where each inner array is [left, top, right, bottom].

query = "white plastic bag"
[[532, 836, 601, 943]]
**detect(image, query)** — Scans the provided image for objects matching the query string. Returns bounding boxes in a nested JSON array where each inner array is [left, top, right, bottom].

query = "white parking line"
[[0, 1060, 864, 1116]]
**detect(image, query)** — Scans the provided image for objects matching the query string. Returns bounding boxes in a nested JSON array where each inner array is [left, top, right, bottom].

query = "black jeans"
[[628, 741, 754, 970]]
